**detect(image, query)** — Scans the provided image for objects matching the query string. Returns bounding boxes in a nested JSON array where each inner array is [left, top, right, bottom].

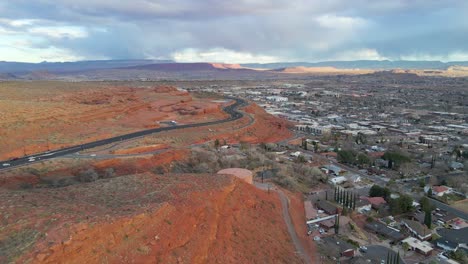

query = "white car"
[[2, 163, 10, 167], [90, 154, 97, 157]]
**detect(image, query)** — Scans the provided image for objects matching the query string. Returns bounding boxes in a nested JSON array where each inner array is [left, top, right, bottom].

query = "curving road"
[[0, 97, 247, 171]]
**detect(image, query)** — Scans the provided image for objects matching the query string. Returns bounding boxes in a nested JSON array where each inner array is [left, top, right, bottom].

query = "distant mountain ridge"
[[242, 60, 468, 70], [2, 59, 468, 80], [0, 59, 174, 73], [2, 59, 468, 74]]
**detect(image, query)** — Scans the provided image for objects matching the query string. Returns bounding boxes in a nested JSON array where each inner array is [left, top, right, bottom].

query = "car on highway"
[[28, 157, 35, 162], [90, 154, 97, 157], [2, 163, 10, 167]]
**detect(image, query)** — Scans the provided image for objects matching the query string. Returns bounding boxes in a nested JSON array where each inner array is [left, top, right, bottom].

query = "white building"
[[266, 96, 288, 102], [329, 176, 347, 185]]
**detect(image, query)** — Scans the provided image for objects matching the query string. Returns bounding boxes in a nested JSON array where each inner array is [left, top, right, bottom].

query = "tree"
[[76, 168, 99, 182], [402, 242, 410, 252], [449, 249, 468, 263], [382, 151, 411, 169], [369, 185, 391, 201], [355, 132, 367, 145], [390, 195, 414, 215], [103, 167, 115, 178], [214, 139, 220, 149], [424, 210, 432, 228], [420, 196, 435, 212], [334, 214, 340, 234], [302, 138, 308, 150], [427, 187, 433, 197], [357, 153, 371, 166], [337, 149, 356, 164]]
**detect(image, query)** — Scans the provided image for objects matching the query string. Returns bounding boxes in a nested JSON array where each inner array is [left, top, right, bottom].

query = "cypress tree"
[[353, 194, 357, 210], [424, 210, 432, 228], [334, 187, 337, 202], [325, 190, 328, 201]]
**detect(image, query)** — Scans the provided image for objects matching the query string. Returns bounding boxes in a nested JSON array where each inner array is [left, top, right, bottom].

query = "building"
[[365, 221, 406, 242], [432, 186, 452, 197], [322, 165, 346, 175], [361, 196, 387, 210], [329, 176, 347, 185], [266, 96, 288, 102], [402, 237, 434, 256], [317, 200, 340, 215], [401, 219, 432, 241], [435, 239, 459, 252], [322, 237, 356, 259], [347, 174, 361, 183], [355, 198, 372, 214]]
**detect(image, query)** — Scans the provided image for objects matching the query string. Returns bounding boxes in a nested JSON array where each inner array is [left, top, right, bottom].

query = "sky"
[[0, 0, 467, 63]]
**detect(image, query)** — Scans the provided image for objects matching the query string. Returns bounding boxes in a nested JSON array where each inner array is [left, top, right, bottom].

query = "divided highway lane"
[[0, 97, 247, 171]]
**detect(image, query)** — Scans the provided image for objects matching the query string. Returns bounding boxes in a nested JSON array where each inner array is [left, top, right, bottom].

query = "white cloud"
[[0, 45, 84, 62], [28, 26, 88, 39], [332, 48, 389, 61], [316, 14, 368, 29], [171, 48, 281, 64], [400, 52, 468, 62]]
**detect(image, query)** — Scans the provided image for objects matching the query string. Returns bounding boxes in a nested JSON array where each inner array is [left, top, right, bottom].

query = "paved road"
[[255, 182, 312, 264], [428, 197, 468, 220], [357, 245, 405, 264], [0, 97, 247, 171]]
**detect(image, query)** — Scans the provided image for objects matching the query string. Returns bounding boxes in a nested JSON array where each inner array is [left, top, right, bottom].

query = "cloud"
[[316, 15, 368, 29], [0, 0, 467, 62], [331, 49, 389, 61], [28, 26, 88, 39], [171, 48, 281, 63]]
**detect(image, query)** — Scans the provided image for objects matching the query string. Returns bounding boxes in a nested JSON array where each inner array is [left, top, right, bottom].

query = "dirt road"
[[255, 182, 312, 264]]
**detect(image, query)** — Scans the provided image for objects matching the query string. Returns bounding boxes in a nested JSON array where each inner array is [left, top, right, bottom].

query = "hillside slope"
[[0, 173, 302, 264]]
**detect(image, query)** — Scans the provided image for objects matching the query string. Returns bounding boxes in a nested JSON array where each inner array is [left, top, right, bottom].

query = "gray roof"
[[437, 227, 468, 245], [365, 221, 406, 241]]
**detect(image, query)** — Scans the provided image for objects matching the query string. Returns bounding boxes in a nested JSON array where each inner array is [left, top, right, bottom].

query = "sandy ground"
[[0, 173, 302, 264], [0, 82, 225, 160]]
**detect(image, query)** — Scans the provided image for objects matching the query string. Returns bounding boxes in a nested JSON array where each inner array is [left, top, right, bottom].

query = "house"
[[329, 176, 347, 185], [402, 237, 434, 256], [437, 227, 468, 248], [401, 219, 432, 241], [322, 236, 356, 258], [290, 151, 302, 158], [449, 161, 464, 171], [435, 239, 459, 252], [432, 186, 452, 197], [319, 219, 335, 230], [365, 221, 406, 242], [347, 173, 361, 183], [355, 198, 372, 214], [317, 200, 340, 215], [362, 196, 387, 210], [322, 165, 346, 175]]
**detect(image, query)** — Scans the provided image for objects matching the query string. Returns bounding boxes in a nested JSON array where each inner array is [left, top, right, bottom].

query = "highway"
[[0, 97, 247, 171]]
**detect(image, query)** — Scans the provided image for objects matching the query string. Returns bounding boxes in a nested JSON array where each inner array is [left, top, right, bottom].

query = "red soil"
[[0, 84, 225, 160], [112, 144, 169, 155], [282, 188, 318, 263], [0, 173, 302, 264]]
